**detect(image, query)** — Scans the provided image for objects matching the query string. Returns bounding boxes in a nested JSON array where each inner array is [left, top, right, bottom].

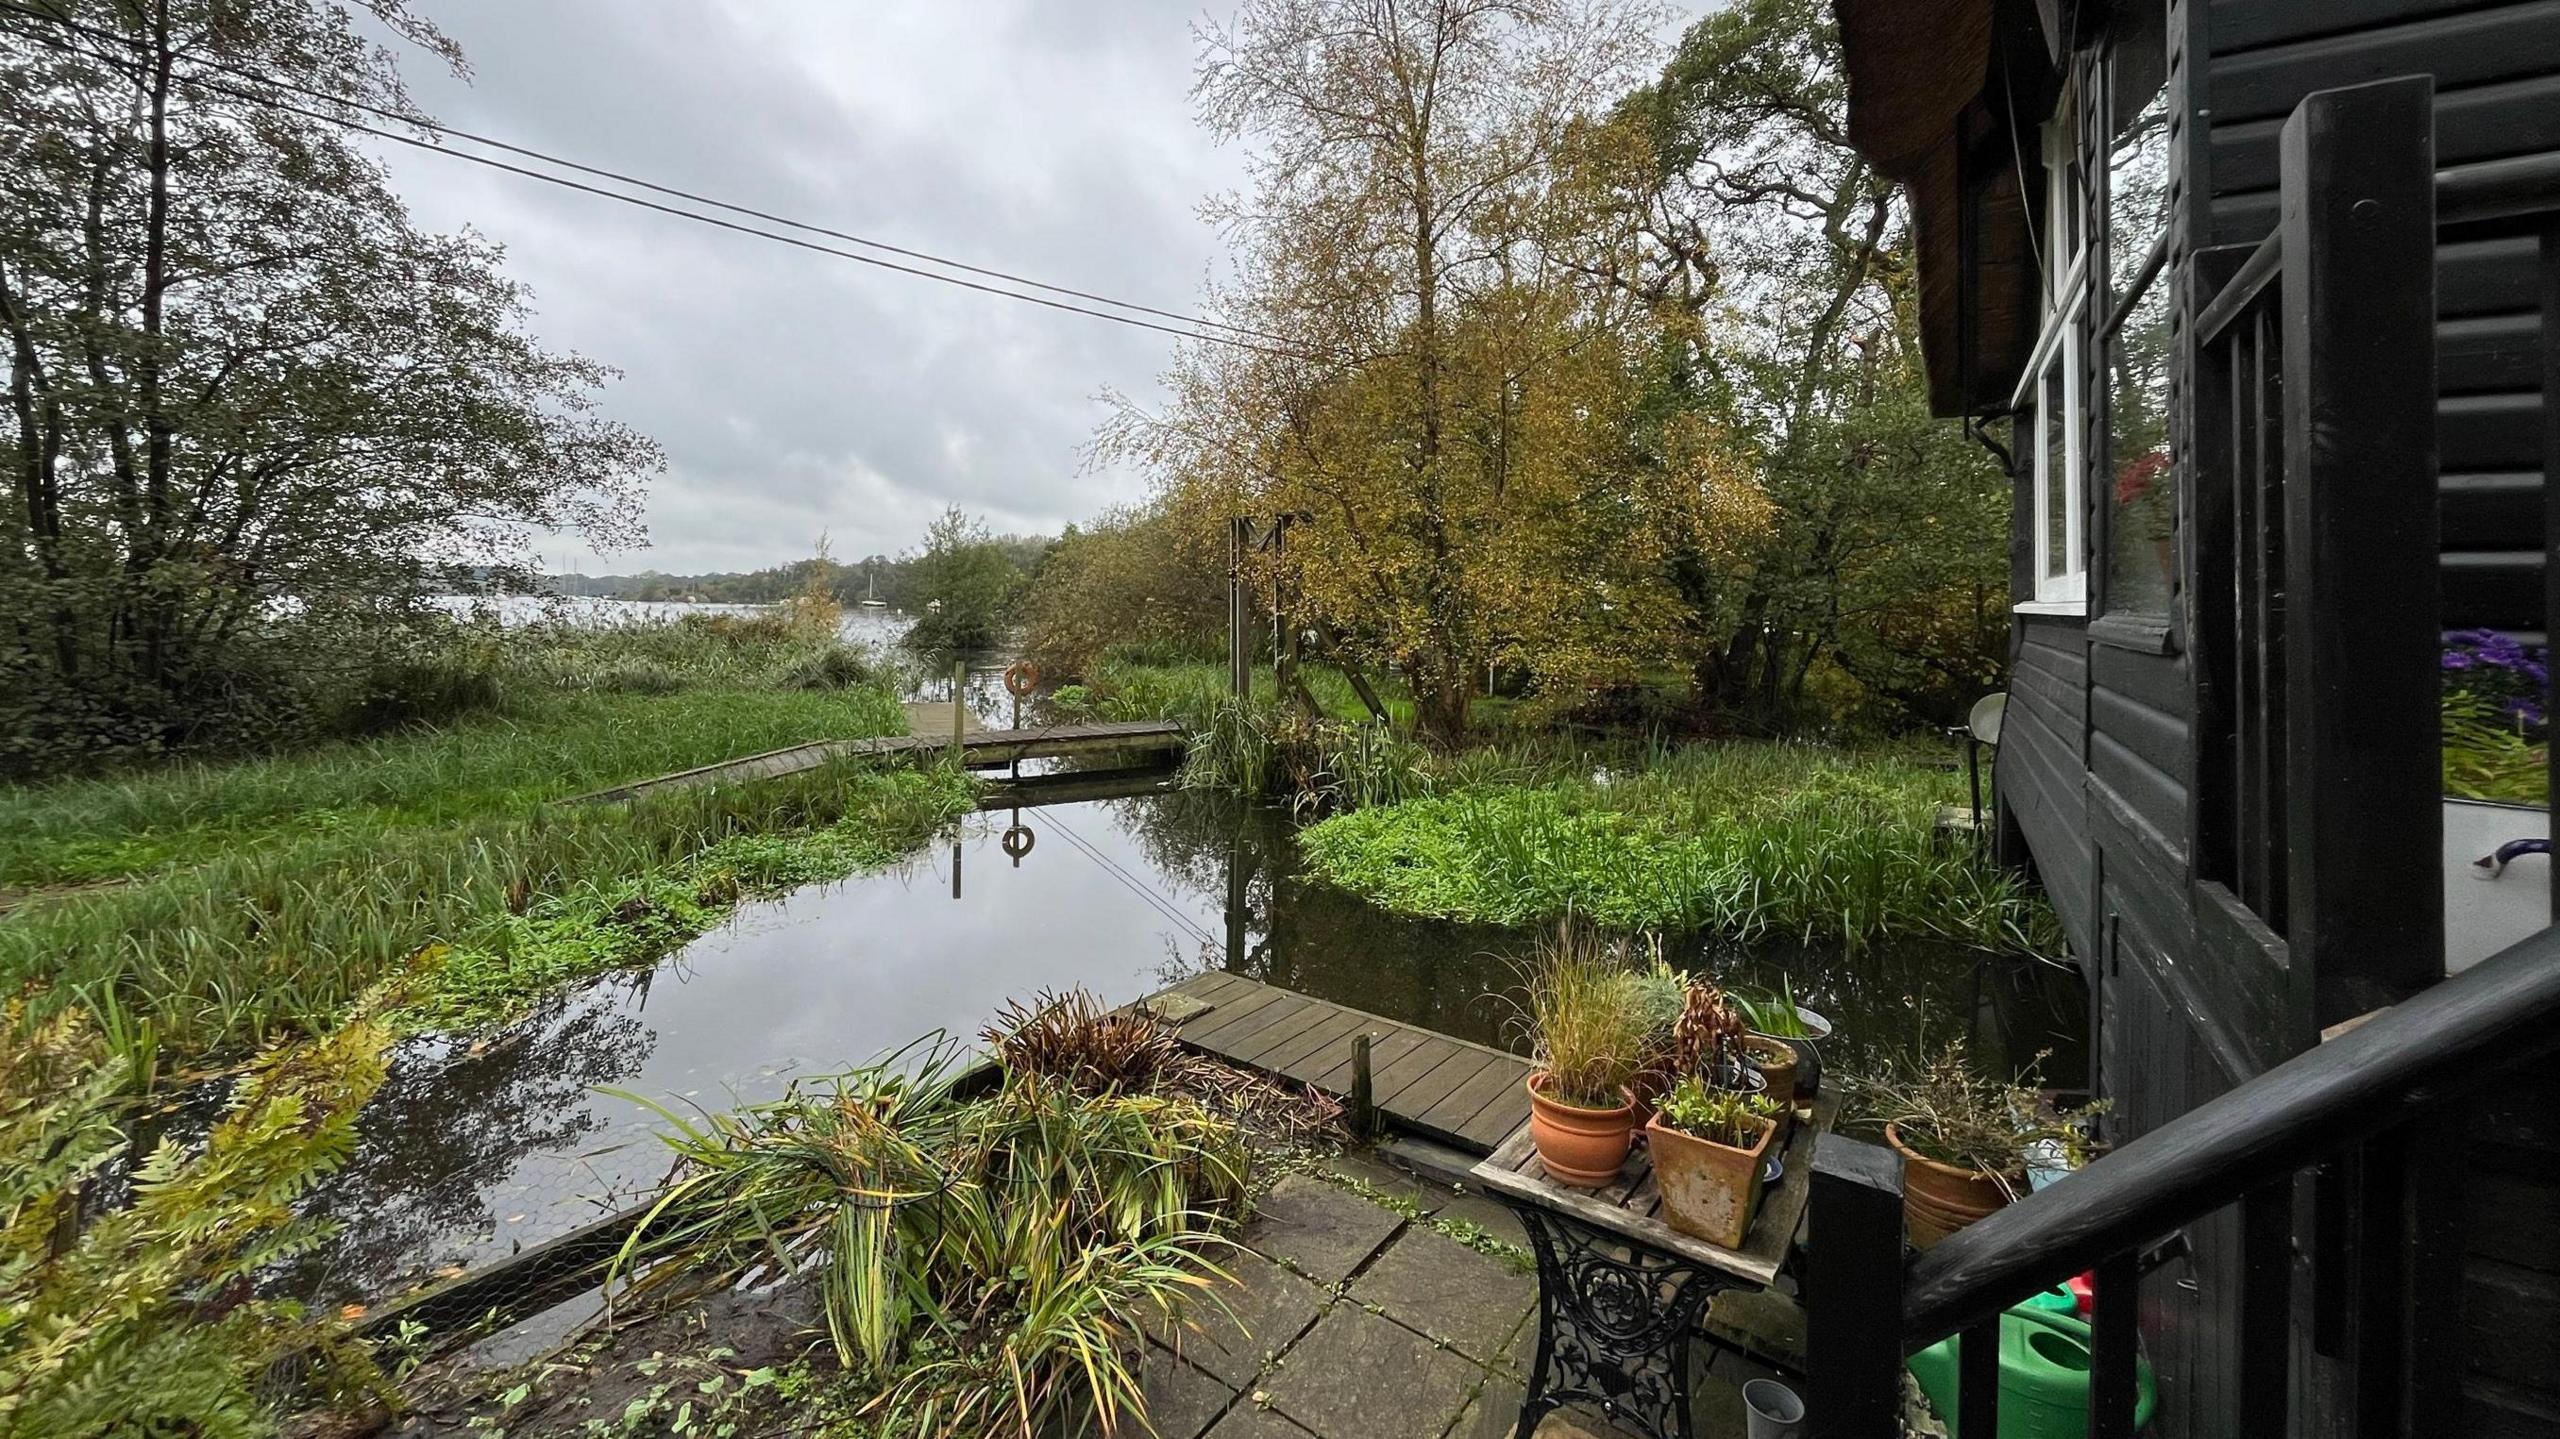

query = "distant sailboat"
[[860, 566, 887, 608]]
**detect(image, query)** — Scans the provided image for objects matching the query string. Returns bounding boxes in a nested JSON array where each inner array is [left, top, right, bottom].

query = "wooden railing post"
[[2277, 74, 2441, 1034], [1807, 1133, 1905, 1438]]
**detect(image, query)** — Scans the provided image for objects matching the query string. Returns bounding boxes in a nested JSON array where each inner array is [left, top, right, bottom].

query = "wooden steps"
[[1145, 971, 1533, 1153]]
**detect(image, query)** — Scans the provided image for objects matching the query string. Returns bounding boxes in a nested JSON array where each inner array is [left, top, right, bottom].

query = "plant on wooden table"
[[1627, 954, 1691, 1119], [1646, 1076, 1784, 1248], [1733, 978, 1833, 1097], [1853, 1038, 2099, 1248], [1669, 980, 1748, 1086], [1517, 921, 1652, 1187]]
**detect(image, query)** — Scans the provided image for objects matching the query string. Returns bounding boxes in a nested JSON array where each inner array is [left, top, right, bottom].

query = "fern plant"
[[0, 1005, 389, 1438]]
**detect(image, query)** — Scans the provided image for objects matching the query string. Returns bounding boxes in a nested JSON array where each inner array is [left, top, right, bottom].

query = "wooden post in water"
[[1349, 1034, 1375, 1141], [950, 660, 967, 756]]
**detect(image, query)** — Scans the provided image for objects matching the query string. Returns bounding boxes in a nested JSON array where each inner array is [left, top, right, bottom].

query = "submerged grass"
[[1297, 741, 2060, 953], [0, 757, 976, 1081]]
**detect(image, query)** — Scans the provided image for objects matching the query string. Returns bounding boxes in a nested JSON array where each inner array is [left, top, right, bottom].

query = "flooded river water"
[[286, 769, 2086, 1310]]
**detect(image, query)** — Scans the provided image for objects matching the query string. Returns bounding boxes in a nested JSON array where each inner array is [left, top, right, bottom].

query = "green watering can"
[[1907, 1299, 2157, 1439]]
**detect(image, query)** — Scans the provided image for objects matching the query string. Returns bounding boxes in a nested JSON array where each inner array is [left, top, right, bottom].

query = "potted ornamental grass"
[[1520, 924, 1653, 1188], [1646, 1075, 1785, 1248], [1856, 1039, 2099, 1248]]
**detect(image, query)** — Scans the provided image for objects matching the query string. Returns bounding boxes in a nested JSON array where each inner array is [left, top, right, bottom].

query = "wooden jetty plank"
[[1175, 985, 1295, 1047], [1258, 1009, 1374, 1080], [1456, 1087, 1535, 1151], [1311, 1024, 1426, 1092], [1153, 974, 1533, 1154], [1386, 1046, 1506, 1125], [1367, 1036, 1475, 1103], [1191, 988, 1323, 1056], [561, 719, 1184, 805], [1432, 1060, 1530, 1145]]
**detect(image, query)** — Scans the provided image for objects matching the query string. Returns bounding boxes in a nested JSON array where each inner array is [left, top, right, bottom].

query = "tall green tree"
[[898, 506, 1022, 656], [0, 0, 657, 771], [1615, 0, 2009, 728]]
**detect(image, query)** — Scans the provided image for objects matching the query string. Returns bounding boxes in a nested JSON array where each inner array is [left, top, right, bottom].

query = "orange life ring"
[[1004, 662, 1040, 697]]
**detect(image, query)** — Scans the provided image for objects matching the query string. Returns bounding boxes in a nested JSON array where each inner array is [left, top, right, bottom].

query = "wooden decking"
[[561, 719, 1185, 805], [1146, 971, 1533, 1153]]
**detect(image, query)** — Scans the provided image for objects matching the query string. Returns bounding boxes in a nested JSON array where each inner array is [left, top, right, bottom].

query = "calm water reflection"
[[291, 778, 2084, 1306]]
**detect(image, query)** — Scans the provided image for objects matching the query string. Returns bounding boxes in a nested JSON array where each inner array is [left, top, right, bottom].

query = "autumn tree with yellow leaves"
[[1103, 0, 1772, 741]]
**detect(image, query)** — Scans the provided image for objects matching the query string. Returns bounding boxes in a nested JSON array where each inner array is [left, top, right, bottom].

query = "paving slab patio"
[[1157, 1250, 1334, 1387], [1156, 1162, 1780, 1439], [1136, 1346, 1244, 1439], [1262, 1303, 1488, 1438], [1347, 1226, 1535, 1368], [1248, 1173, 1407, 1282]]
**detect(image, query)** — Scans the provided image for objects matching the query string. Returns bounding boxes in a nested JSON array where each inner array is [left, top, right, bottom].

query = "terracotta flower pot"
[[1887, 1122, 2019, 1249], [1742, 1035, 1799, 1110], [1527, 1072, 1637, 1188], [1648, 1112, 1777, 1248], [1748, 1006, 1830, 1098]]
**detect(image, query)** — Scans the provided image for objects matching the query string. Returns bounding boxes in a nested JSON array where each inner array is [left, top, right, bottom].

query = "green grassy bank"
[[1296, 741, 2058, 953], [0, 616, 981, 1086]]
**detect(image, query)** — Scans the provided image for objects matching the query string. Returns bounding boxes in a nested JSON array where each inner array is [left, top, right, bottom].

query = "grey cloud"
[[363, 0, 1244, 572]]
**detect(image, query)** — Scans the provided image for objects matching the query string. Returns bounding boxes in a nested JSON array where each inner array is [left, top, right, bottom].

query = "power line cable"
[[0, 1, 1312, 358]]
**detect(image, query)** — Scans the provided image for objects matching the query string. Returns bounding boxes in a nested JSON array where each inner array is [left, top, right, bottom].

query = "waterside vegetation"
[[0, 616, 974, 1087], [1297, 742, 2058, 952]]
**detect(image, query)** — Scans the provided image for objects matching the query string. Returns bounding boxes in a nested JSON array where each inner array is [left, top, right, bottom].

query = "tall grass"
[[1297, 741, 2061, 953], [0, 759, 975, 1080], [0, 688, 905, 888]]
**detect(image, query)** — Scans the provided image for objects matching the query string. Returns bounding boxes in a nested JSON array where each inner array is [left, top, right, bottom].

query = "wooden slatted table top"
[[1469, 1092, 1841, 1287]]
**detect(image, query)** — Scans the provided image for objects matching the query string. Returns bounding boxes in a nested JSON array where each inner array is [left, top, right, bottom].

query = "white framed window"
[[2017, 85, 2089, 612]]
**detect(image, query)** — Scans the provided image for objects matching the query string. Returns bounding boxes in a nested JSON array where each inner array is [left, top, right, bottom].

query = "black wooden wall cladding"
[[1978, 3, 2560, 1434]]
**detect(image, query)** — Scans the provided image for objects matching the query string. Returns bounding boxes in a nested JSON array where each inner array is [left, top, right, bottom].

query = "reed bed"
[[0, 759, 974, 1084], [1, 683, 902, 889], [1297, 741, 2060, 953]]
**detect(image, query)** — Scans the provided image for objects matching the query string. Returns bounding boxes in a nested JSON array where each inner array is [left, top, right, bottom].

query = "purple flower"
[[2443, 652, 2476, 671]]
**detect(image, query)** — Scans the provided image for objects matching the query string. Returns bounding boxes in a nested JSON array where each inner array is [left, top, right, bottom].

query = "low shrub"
[[613, 1043, 1249, 1436]]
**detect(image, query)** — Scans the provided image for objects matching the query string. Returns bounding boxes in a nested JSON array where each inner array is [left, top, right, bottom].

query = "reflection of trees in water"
[[282, 982, 653, 1305]]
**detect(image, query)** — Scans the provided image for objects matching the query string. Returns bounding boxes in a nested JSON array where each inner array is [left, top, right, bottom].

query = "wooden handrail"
[[2438, 150, 2560, 225], [1899, 923, 2560, 1347]]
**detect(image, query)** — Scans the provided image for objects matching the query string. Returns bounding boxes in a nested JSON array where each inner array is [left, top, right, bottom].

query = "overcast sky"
[[367, 2, 1697, 576]]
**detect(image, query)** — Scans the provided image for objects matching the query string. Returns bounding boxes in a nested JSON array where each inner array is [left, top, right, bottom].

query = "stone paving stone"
[[1426, 1185, 1528, 1250], [1325, 1149, 1450, 1214], [1263, 1304, 1486, 1439], [1157, 1251, 1334, 1387], [1247, 1173, 1406, 1283], [1136, 1346, 1242, 1439], [1349, 1226, 1536, 1367], [1440, 1374, 1526, 1439], [1204, 1403, 1321, 1439]]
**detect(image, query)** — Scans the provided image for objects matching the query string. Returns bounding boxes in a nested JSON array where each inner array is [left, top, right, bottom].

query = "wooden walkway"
[[561, 719, 1185, 805], [1146, 971, 1533, 1153]]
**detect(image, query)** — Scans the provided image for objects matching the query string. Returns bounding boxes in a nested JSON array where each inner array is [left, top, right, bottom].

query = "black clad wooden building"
[[1805, 1, 2560, 1435]]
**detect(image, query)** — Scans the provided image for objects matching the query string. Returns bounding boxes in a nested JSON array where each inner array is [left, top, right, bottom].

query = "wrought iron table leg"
[[1500, 1196, 1731, 1439]]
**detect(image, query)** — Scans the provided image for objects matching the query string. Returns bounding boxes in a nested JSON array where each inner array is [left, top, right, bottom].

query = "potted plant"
[[1734, 981, 1832, 1099], [1646, 1075, 1783, 1248], [1627, 958, 1691, 1124], [1856, 1040, 2100, 1248], [1520, 925, 1652, 1188]]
